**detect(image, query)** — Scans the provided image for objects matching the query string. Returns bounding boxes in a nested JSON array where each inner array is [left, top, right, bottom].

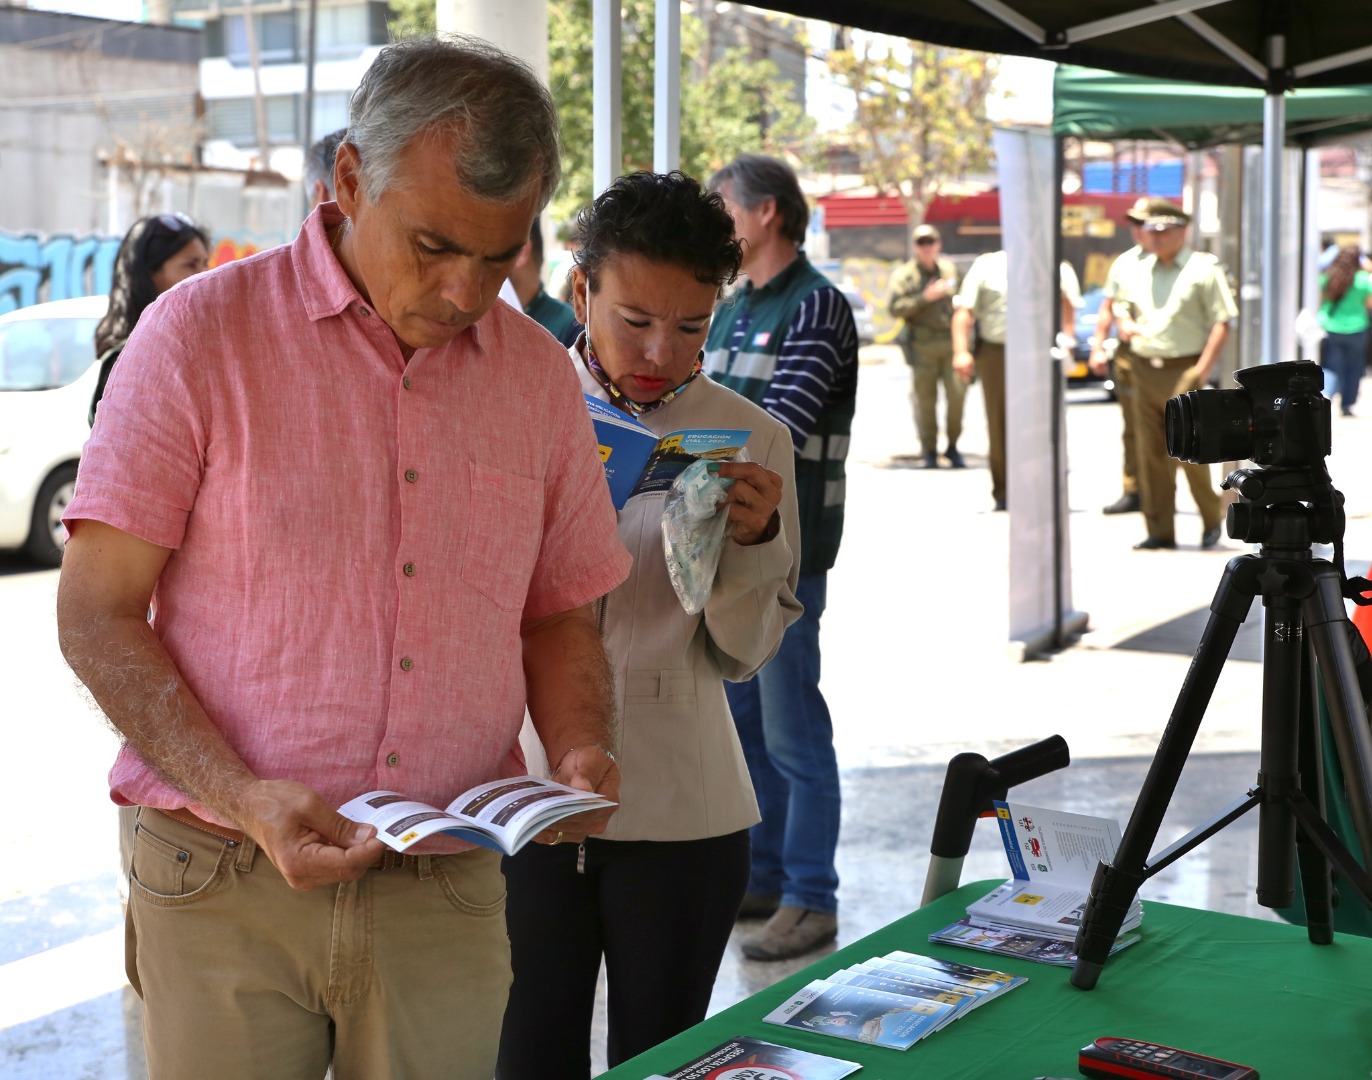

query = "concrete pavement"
[[4, 345, 1372, 1077]]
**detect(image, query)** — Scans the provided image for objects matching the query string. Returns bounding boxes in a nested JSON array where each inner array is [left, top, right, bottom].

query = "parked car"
[[1068, 286, 1114, 393], [0, 295, 107, 566], [840, 284, 877, 345]]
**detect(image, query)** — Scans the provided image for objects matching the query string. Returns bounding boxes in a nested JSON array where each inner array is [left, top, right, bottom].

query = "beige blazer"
[[576, 358, 803, 842]]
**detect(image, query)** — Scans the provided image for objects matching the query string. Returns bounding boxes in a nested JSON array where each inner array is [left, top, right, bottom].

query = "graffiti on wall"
[[0, 232, 121, 315]]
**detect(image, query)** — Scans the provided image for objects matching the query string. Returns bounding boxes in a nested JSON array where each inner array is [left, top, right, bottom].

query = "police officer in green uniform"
[[1112, 199, 1237, 550], [887, 224, 964, 468], [1089, 196, 1155, 514]]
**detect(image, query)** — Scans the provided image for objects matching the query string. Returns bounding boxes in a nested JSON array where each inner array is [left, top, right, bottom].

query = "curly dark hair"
[[573, 171, 741, 293], [95, 213, 211, 357], [1324, 246, 1362, 306]]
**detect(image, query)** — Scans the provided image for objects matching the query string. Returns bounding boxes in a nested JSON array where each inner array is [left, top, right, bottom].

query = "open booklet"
[[338, 776, 614, 856], [958, 800, 1143, 943], [585, 394, 749, 509]]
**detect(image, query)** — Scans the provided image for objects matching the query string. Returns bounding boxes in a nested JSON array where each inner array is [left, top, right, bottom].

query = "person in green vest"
[[704, 153, 859, 962], [510, 217, 581, 347]]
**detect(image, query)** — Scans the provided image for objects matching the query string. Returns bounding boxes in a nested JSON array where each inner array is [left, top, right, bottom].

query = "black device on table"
[[1078, 1037, 1258, 1080]]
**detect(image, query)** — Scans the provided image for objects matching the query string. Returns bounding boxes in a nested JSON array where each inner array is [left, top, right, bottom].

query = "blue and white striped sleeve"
[[761, 287, 859, 450]]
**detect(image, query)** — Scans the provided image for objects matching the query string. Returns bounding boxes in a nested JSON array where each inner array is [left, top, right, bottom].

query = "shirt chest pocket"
[[462, 461, 545, 612]]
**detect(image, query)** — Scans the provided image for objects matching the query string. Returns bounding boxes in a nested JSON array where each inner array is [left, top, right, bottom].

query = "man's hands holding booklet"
[[536, 742, 620, 845]]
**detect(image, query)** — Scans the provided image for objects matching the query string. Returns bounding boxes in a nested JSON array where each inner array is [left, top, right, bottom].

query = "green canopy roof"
[[1052, 64, 1372, 148]]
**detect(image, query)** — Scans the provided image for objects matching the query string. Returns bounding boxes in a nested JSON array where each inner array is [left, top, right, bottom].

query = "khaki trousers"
[[975, 341, 1007, 503], [128, 808, 511, 1080], [1130, 356, 1224, 544], [1113, 348, 1139, 496], [905, 335, 965, 455]]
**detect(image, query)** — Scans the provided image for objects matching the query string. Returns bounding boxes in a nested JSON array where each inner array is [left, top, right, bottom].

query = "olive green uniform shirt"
[[1118, 247, 1237, 358], [954, 250, 1082, 345]]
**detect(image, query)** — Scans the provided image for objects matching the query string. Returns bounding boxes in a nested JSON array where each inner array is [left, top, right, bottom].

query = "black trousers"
[[496, 829, 750, 1078]]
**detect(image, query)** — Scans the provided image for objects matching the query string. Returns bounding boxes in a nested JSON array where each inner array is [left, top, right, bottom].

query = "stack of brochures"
[[760, 951, 1025, 1051], [928, 800, 1144, 966]]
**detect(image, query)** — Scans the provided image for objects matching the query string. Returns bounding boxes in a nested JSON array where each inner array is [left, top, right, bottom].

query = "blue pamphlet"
[[584, 394, 749, 509]]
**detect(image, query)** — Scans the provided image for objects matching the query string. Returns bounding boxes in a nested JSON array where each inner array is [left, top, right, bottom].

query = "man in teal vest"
[[705, 154, 859, 962]]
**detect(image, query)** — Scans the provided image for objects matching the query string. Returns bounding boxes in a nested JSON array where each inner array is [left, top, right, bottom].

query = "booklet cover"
[[585, 394, 749, 509], [762, 978, 949, 1050], [662, 1035, 861, 1079], [928, 916, 1141, 966]]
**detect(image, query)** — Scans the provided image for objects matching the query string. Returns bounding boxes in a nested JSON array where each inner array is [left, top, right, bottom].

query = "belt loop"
[[417, 854, 434, 880], [234, 835, 257, 872]]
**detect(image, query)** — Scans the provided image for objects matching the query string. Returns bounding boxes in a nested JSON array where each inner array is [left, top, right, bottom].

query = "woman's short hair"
[[346, 34, 560, 209], [573, 171, 742, 293], [95, 213, 211, 357], [708, 154, 809, 248]]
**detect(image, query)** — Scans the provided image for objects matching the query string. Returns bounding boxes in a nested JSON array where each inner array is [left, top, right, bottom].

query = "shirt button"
[[404, 468, 418, 483], [403, 562, 416, 577], [403, 376, 411, 389], [399, 656, 414, 671], [386, 752, 399, 767]]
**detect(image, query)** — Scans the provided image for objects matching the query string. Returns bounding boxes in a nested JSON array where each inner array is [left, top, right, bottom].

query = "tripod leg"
[[1304, 567, 1372, 870], [1071, 557, 1256, 990], [1256, 595, 1301, 908], [1294, 651, 1334, 942]]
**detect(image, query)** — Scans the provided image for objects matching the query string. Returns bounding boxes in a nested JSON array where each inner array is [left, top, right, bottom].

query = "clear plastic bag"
[[660, 451, 746, 615]]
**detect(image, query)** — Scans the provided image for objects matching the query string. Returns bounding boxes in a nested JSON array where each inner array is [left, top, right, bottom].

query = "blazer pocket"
[[461, 461, 544, 612], [624, 668, 697, 709]]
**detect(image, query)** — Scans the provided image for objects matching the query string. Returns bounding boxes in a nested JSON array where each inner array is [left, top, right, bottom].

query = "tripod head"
[[1167, 360, 1368, 597]]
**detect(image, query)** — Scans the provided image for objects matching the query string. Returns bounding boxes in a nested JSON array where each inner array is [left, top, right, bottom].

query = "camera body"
[[1165, 360, 1331, 468]]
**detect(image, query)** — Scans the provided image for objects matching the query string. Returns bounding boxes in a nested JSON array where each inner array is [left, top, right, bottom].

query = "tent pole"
[[1052, 136, 1066, 647], [1261, 37, 1286, 365]]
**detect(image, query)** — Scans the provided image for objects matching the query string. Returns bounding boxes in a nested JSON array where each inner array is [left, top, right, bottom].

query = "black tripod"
[[1071, 460, 1372, 990]]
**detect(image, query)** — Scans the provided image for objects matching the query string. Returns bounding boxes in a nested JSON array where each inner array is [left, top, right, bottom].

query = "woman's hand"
[[714, 461, 783, 546]]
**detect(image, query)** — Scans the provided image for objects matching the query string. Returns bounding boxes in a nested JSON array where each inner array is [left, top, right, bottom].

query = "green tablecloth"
[[601, 880, 1372, 1079]]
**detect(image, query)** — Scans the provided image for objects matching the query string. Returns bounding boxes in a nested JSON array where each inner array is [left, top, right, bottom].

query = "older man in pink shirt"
[[56, 36, 629, 1080]]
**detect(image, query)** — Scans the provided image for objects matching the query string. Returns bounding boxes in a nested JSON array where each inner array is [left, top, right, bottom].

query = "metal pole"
[[1260, 36, 1286, 365], [653, 0, 681, 173], [593, 0, 622, 197], [301, 0, 318, 219]]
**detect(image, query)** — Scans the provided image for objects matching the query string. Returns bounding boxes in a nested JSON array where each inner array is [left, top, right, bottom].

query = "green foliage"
[[548, 0, 811, 224], [827, 40, 997, 227], [387, 0, 436, 40]]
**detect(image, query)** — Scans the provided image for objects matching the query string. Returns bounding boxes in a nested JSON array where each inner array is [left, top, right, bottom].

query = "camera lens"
[[1166, 387, 1252, 463]]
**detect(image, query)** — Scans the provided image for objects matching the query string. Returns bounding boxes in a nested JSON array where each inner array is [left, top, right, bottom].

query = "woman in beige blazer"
[[497, 172, 803, 1077]]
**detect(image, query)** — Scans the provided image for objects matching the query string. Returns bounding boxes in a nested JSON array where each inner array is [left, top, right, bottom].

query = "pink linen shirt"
[[66, 204, 631, 847]]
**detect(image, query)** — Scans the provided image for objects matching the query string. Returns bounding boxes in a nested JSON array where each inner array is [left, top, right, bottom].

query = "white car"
[[839, 284, 877, 345], [0, 295, 108, 566]]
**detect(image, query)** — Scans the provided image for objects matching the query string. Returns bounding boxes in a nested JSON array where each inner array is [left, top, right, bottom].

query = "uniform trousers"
[[127, 808, 510, 1080], [974, 341, 1007, 504], [905, 334, 965, 455], [1113, 347, 1139, 496], [497, 830, 750, 1077], [1130, 356, 1224, 544]]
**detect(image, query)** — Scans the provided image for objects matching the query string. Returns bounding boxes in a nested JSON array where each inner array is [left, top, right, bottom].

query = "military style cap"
[[1141, 198, 1190, 230], [1124, 196, 1153, 224], [913, 223, 941, 242]]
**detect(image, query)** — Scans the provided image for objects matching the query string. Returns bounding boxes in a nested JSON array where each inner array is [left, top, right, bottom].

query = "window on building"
[[224, 10, 298, 65]]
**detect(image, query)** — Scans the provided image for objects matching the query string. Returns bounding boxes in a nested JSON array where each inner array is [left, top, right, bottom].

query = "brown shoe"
[[741, 905, 838, 961], [736, 891, 782, 920]]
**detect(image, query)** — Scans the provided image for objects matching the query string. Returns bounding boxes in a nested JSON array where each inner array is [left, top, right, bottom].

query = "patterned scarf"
[[581, 334, 704, 417]]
